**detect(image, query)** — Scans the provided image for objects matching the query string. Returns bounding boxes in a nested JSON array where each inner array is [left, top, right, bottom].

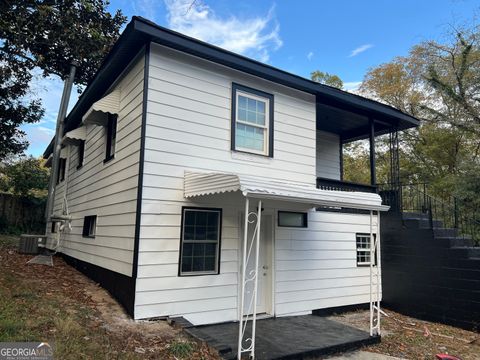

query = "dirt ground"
[[329, 307, 480, 359], [1, 234, 479, 359], [0, 235, 220, 359]]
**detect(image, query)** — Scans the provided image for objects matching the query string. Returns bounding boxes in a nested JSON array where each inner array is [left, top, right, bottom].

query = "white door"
[[241, 213, 273, 315]]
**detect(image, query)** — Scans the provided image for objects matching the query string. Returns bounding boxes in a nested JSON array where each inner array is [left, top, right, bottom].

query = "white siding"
[[134, 44, 317, 322], [316, 130, 341, 180], [46, 55, 145, 277], [275, 211, 381, 316]]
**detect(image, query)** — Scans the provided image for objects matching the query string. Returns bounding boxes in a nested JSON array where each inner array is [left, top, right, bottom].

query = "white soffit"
[[61, 126, 86, 145], [82, 89, 120, 125], [184, 171, 389, 211]]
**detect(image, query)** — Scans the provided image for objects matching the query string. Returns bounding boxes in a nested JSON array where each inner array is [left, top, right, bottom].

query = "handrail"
[[378, 183, 479, 245]]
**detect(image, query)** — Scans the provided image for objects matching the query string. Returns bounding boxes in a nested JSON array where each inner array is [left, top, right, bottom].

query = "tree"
[[0, 0, 127, 159], [0, 53, 43, 160], [1, 157, 50, 199], [358, 25, 480, 202], [311, 70, 344, 89]]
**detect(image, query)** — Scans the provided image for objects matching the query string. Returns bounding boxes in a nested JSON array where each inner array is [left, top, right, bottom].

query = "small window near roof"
[[51, 221, 57, 234], [231, 83, 273, 157], [356, 233, 376, 266], [77, 140, 85, 169], [82, 215, 97, 238], [179, 207, 222, 276], [56, 158, 66, 184], [278, 211, 308, 227], [104, 114, 117, 162]]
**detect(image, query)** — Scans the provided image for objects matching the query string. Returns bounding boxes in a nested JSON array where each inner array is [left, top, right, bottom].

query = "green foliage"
[[1, 157, 50, 199], [169, 340, 194, 358], [357, 23, 480, 204], [0, 0, 127, 159], [311, 70, 344, 89], [0, 0, 127, 85]]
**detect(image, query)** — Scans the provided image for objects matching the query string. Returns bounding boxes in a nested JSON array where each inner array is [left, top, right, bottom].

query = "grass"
[[169, 340, 194, 358]]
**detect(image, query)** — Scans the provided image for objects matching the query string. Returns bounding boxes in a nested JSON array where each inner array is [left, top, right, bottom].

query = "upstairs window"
[[179, 207, 222, 276], [77, 140, 85, 169], [356, 233, 376, 266], [105, 114, 117, 162], [231, 83, 273, 157], [56, 158, 66, 184], [82, 215, 97, 238]]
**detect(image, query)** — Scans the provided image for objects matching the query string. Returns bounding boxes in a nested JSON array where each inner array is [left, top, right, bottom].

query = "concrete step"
[[450, 247, 480, 258], [404, 218, 443, 229], [433, 228, 458, 237], [402, 211, 429, 220], [436, 236, 475, 248]]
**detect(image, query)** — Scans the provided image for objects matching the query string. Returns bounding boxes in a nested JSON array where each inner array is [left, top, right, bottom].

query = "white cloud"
[[132, 0, 159, 22], [343, 81, 362, 92], [348, 44, 373, 57], [164, 0, 282, 62], [307, 51, 314, 61]]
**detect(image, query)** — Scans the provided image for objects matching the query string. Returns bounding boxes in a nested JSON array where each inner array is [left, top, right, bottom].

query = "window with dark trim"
[[51, 221, 57, 233], [179, 207, 222, 276], [77, 140, 85, 169], [56, 158, 66, 184], [82, 215, 97, 238], [104, 114, 117, 162], [278, 211, 308, 228], [231, 83, 274, 157], [356, 233, 376, 266]]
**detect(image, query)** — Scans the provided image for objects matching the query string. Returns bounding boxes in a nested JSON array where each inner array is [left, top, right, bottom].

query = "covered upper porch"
[[315, 91, 419, 193]]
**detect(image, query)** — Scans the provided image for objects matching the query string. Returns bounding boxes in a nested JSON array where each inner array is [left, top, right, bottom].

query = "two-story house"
[[43, 17, 419, 354]]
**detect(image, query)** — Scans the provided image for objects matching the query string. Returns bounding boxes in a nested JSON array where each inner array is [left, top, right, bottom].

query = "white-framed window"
[[356, 233, 376, 266], [232, 83, 273, 157], [82, 215, 97, 238], [179, 207, 222, 276]]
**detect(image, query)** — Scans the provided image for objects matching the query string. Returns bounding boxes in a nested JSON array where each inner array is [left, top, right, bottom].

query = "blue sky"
[[24, 0, 479, 157]]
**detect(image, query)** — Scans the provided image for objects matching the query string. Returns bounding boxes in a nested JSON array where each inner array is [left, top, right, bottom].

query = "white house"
[[44, 17, 419, 356]]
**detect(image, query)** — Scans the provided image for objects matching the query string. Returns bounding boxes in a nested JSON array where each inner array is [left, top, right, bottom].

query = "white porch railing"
[[237, 197, 262, 359]]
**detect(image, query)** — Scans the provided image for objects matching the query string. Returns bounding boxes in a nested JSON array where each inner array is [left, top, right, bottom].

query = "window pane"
[[182, 256, 192, 273], [193, 243, 205, 257], [204, 256, 216, 271], [184, 225, 194, 240], [247, 97, 256, 112], [238, 95, 247, 110], [278, 212, 307, 227], [183, 243, 193, 256], [238, 108, 247, 121], [195, 226, 207, 240], [184, 211, 195, 226], [193, 257, 204, 272], [236, 124, 264, 151], [257, 101, 265, 114], [205, 243, 216, 257]]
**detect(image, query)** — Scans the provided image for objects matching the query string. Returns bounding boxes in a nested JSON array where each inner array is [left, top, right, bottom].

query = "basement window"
[[179, 207, 222, 276], [51, 221, 58, 234], [356, 233, 376, 266], [231, 83, 273, 157], [82, 215, 97, 238]]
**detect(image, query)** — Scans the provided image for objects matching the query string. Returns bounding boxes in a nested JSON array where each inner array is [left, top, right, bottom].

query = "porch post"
[[369, 118, 376, 186], [251, 200, 262, 358], [339, 138, 344, 181], [376, 211, 382, 335], [369, 210, 374, 336], [237, 197, 249, 358]]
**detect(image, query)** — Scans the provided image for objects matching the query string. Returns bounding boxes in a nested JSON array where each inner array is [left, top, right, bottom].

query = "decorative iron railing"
[[316, 177, 377, 193], [378, 183, 480, 245]]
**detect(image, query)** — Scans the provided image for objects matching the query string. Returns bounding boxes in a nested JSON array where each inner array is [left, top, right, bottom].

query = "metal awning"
[[61, 126, 86, 145], [184, 172, 389, 211], [82, 89, 120, 126]]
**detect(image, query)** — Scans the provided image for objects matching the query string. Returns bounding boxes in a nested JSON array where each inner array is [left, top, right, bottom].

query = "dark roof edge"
[[44, 16, 419, 158]]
